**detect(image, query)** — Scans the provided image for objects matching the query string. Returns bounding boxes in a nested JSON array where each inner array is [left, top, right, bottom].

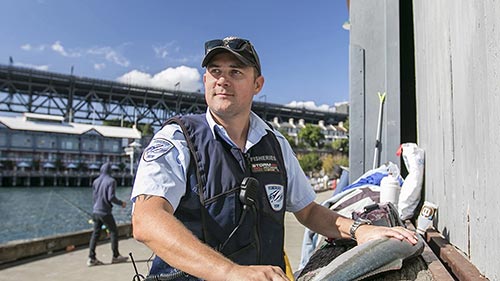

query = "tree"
[[298, 153, 322, 174], [118, 162, 127, 172], [103, 119, 154, 136], [331, 138, 349, 154], [322, 154, 336, 175], [342, 118, 349, 131], [322, 154, 349, 177], [335, 154, 349, 167], [278, 129, 296, 148], [138, 123, 154, 136], [298, 124, 324, 148]]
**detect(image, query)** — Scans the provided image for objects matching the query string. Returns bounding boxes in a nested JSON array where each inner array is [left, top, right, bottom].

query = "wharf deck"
[[0, 192, 448, 280]]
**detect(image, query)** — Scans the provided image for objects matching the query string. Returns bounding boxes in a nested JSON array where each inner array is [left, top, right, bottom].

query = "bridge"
[[0, 64, 347, 128]]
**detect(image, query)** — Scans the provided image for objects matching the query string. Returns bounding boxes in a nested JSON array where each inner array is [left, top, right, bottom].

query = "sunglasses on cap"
[[203, 37, 261, 75]]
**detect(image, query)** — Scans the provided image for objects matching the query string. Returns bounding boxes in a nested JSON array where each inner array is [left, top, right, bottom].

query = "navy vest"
[[150, 114, 288, 277]]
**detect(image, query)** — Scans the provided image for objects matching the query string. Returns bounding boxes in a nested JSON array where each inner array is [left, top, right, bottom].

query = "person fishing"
[[130, 36, 419, 280], [87, 162, 128, 266]]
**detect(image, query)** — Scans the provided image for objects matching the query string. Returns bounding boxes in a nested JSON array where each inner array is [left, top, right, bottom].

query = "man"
[[87, 162, 128, 266], [131, 36, 418, 280]]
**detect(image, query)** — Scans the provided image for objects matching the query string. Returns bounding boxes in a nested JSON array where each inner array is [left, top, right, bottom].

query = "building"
[[270, 117, 348, 145], [0, 113, 142, 186]]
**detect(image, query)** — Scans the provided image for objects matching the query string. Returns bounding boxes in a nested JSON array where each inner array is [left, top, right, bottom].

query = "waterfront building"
[[0, 113, 142, 186]]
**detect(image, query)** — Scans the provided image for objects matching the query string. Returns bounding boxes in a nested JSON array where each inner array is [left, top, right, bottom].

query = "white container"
[[379, 174, 400, 207]]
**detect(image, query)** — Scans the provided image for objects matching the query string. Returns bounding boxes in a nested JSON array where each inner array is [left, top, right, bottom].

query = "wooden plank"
[[426, 230, 487, 281]]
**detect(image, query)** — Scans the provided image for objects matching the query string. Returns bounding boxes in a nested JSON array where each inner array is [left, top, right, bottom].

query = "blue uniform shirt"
[[131, 110, 315, 213]]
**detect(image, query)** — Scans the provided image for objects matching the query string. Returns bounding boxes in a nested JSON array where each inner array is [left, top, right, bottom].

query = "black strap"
[[165, 117, 210, 242]]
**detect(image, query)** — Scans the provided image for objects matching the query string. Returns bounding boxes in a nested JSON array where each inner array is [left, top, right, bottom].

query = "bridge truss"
[[0, 64, 347, 128]]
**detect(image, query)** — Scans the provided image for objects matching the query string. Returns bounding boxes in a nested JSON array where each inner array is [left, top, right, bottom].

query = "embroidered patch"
[[142, 138, 174, 162], [265, 184, 284, 211], [249, 155, 280, 173], [251, 162, 280, 173]]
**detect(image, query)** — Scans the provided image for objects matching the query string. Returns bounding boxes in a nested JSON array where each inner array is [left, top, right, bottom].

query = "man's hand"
[[224, 264, 290, 281], [355, 225, 419, 245]]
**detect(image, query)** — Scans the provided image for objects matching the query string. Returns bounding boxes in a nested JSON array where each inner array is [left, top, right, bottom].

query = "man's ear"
[[254, 76, 264, 93]]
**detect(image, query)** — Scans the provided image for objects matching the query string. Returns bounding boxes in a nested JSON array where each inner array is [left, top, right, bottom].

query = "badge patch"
[[265, 184, 284, 211], [142, 138, 174, 162], [251, 162, 280, 173]]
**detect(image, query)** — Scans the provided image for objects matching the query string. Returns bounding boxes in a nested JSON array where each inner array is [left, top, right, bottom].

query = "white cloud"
[[51, 41, 81, 57], [153, 46, 169, 59], [15, 62, 49, 71], [21, 44, 32, 51], [334, 101, 349, 107], [20, 43, 46, 51], [116, 66, 202, 92], [152, 42, 196, 65], [285, 101, 337, 112], [21, 41, 130, 68], [88, 47, 129, 67], [94, 63, 106, 70]]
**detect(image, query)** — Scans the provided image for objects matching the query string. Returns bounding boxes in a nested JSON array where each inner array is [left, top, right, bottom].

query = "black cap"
[[202, 36, 261, 76]]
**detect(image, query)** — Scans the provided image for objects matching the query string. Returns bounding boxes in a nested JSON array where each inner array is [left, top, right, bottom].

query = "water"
[[0, 186, 133, 244]]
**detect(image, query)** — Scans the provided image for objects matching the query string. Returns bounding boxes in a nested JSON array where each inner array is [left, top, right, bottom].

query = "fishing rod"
[[53, 191, 93, 220]]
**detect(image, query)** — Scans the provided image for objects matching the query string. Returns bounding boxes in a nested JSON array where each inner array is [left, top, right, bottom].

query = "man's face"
[[203, 52, 264, 120]]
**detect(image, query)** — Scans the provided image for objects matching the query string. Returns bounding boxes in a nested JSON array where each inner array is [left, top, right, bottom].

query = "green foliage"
[[322, 154, 349, 176], [138, 123, 154, 136], [298, 124, 324, 148], [342, 118, 349, 131], [278, 129, 296, 148], [102, 119, 154, 135], [103, 119, 124, 127], [322, 154, 336, 175], [335, 155, 349, 167], [331, 138, 349, 154], [298, 153, 322, 173], [118, 162, 127, 171]]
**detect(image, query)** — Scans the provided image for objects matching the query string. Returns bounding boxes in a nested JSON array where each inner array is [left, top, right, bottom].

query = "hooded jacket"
[[92, 162, 122, 215]]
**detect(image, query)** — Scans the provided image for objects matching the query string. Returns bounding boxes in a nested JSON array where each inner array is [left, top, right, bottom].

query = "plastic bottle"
[[379, 173, 401, 207]]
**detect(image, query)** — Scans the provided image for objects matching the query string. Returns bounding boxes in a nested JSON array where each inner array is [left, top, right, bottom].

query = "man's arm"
[[108, 180, 124, 206], [294, 201, 419, 245], [132, 194, 289, 281]]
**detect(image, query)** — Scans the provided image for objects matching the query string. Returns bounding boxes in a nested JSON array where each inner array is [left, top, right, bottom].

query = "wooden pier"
[[0, 171, 134, 187]]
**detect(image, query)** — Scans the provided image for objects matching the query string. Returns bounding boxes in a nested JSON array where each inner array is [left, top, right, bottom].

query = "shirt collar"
[[205, 110, 269, 152]]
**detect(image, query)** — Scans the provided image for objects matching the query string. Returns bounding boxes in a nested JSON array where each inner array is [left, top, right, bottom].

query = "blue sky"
[[0, 0, 350, 110]]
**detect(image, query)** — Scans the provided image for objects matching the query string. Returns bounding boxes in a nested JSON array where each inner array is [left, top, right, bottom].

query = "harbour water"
[[0, 186, 133, 244]]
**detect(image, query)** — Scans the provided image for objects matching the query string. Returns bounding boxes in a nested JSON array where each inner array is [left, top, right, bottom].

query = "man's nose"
[[216, 76, 230, 86]]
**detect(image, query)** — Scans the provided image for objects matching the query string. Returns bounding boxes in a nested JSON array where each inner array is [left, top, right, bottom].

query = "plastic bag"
[[397, 143, 425, 220]]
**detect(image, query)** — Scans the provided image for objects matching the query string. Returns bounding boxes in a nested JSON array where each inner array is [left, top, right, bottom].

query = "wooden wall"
[[413, 1, 500, 279]]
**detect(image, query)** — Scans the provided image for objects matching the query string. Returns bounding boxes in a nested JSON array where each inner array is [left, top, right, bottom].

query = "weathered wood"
[[413, 0, 500, 279]]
